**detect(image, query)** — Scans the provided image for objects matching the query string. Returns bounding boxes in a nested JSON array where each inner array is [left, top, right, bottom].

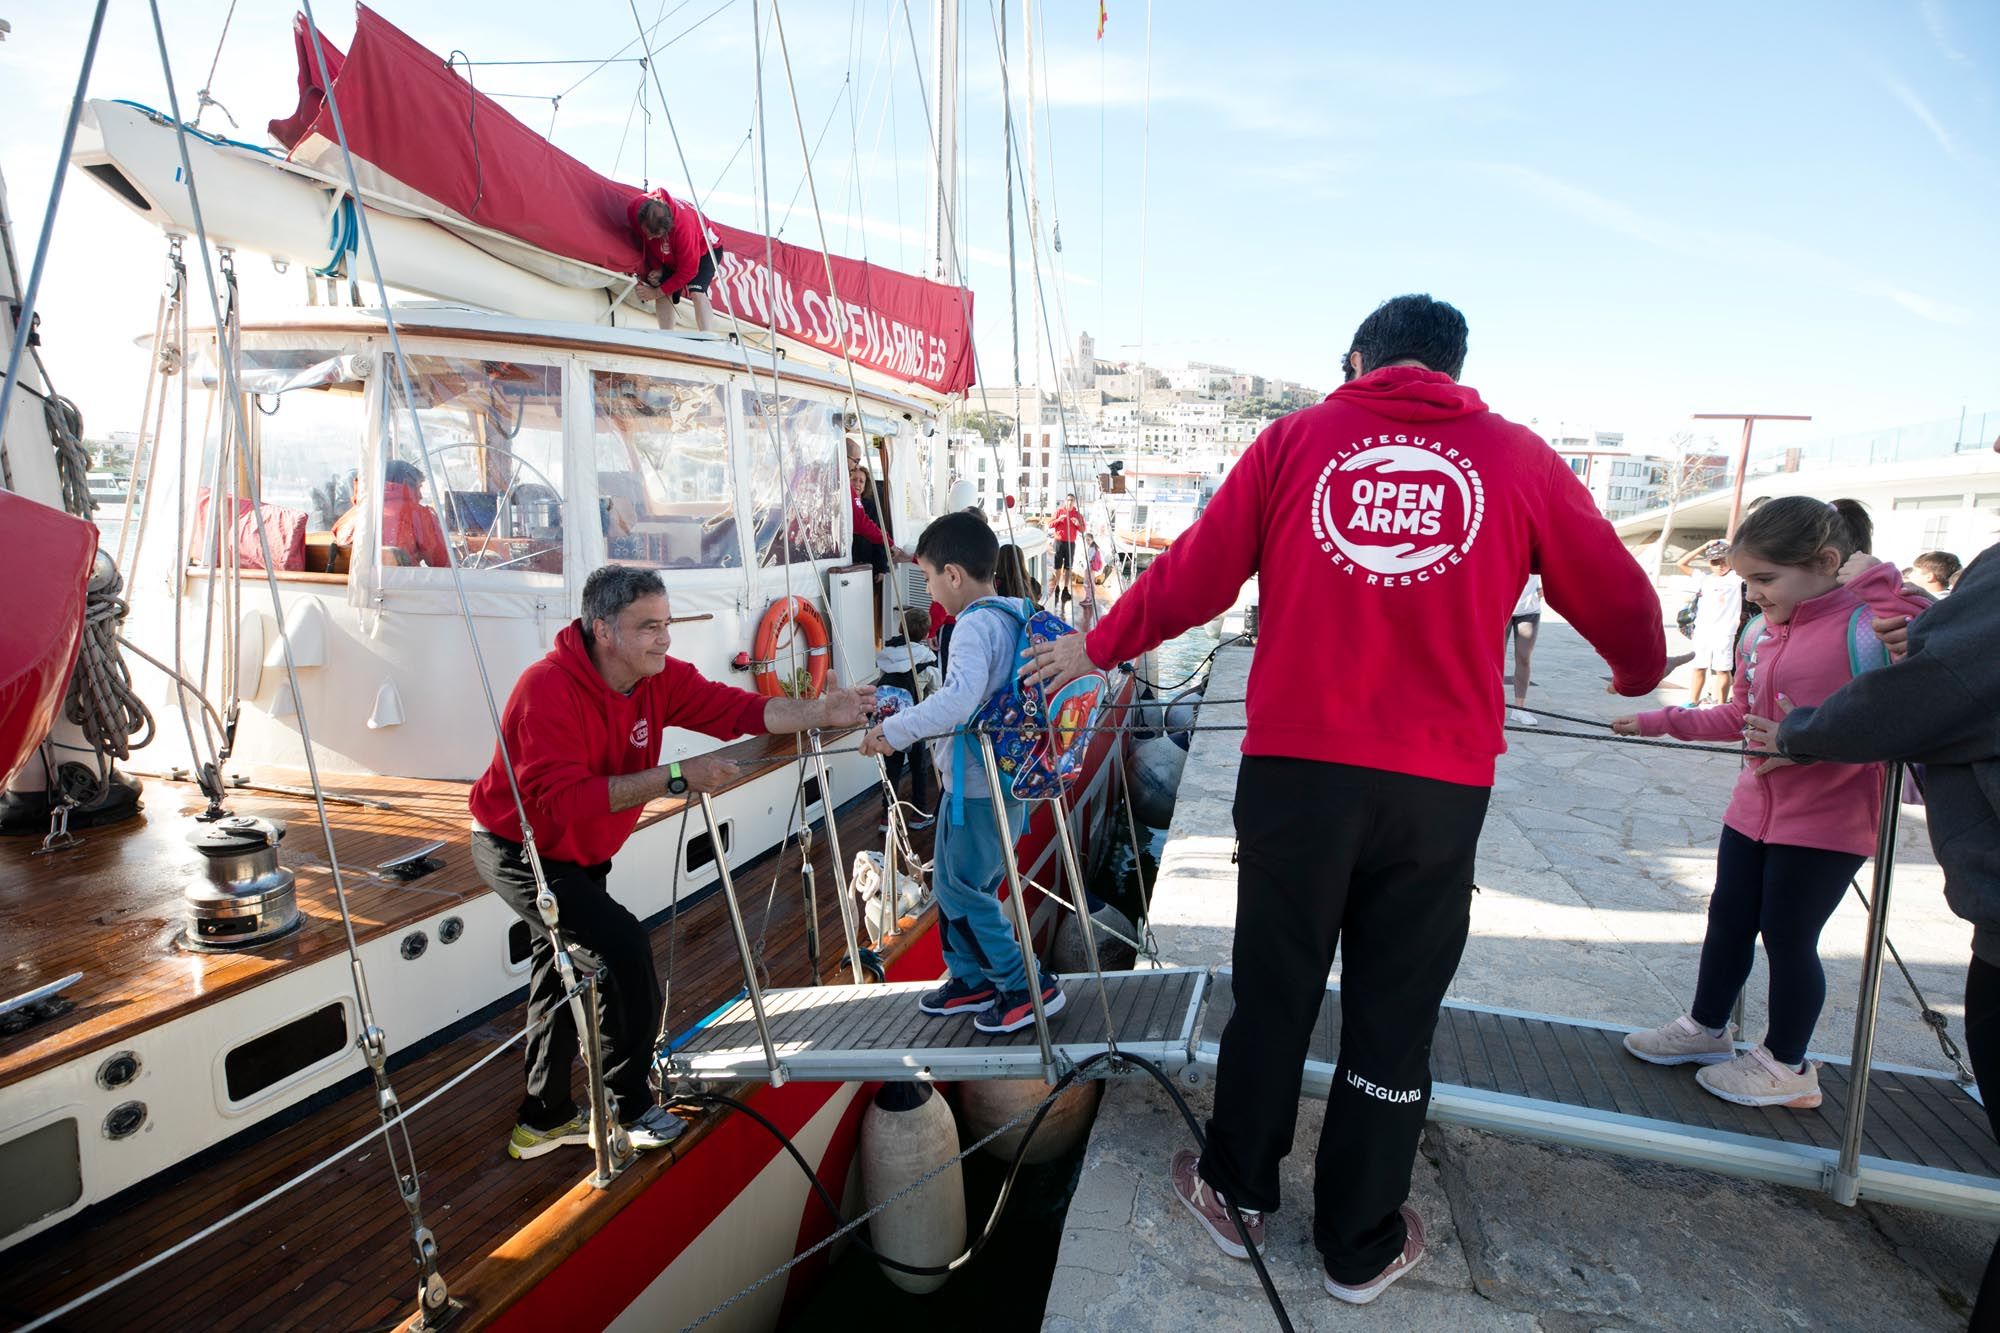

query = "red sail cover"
[[0, 492, 95, 786], [271, 8, 976, 396]]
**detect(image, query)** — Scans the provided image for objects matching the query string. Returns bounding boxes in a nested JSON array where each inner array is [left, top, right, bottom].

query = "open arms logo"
[[1310, 439, 1485, 586]]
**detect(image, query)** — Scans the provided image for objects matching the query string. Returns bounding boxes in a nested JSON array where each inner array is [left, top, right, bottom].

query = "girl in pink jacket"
[[1613, 497, 1928, 1109]]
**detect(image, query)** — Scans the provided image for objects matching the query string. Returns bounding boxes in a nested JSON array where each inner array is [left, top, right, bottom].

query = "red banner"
[[271, 7, 976, 396], [707, 223, 975, 396]]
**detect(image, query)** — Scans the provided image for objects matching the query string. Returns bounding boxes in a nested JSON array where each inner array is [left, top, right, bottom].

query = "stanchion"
[[1832, 762, 1904, 1206], [1047, 795, 1121, 1056], [529, 834, 631, 1183], [701, 793, 785, 1088], [976, 733, 1060, 1083], [578, 970, 624, 1187], [806, 735, 867, 984]]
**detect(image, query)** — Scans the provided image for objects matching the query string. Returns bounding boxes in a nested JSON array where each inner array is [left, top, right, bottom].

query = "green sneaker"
[[508, 1112, 591, 1160]]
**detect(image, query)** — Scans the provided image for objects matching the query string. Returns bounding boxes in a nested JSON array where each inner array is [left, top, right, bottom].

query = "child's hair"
[[915, 510, 998, 581], [1731, 496, 1872, 568], [902, 606, 931, 640], [1912, 550, 1962, 587], [994, 543, 1035, 598]]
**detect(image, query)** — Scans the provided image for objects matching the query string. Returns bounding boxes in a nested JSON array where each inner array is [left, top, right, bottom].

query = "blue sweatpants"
[[933, 793, 1032, 995]]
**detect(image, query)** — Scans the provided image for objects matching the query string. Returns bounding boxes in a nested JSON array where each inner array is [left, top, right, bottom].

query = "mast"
[[926, 0, 958, 285], [1023, 0, 1041, 498]]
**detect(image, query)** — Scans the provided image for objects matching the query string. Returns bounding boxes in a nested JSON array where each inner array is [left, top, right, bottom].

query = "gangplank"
[[665, 968, 1209, 1085], [675, 753, 1999, 1221], [1195, 968, 2000, 1221]]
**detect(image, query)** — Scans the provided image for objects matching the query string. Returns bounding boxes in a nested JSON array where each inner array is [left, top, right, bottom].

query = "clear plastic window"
[[385, 355, 565, 574], [743, 391, 846, 566], [593, 371, 741, 569], [189, 344, 369, 573]]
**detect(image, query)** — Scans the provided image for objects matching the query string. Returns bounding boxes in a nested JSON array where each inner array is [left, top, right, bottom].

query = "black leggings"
[[1690, 825, 1865, 1066]]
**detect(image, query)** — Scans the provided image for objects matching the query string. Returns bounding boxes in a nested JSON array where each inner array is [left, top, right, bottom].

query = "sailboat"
[[0, 5, 1136, 1328]]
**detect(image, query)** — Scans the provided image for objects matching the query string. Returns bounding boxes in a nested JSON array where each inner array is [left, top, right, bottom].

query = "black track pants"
[[1966, 954, 2000, 1329], [473, 831, 663, 1127], [1200, 756, 1489, 1285]]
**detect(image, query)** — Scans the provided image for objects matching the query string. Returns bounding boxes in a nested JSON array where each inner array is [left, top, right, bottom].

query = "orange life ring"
[[751, 596, 831, 699]]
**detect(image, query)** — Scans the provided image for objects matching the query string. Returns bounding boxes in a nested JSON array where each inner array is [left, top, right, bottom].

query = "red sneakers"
[[1169, 1149, 1266, 1259], [1324, 1204, 1426, 1305]]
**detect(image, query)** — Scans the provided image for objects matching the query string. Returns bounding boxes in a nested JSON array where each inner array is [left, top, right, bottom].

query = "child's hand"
[[1838, 552, 1883, 586], [1610, 716, 1641, 736], [858, 724, 896, 758], [1743, 694, 1796, 774]]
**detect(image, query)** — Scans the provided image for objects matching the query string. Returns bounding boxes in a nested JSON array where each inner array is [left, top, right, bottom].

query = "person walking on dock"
[[469, 566, 871, 1160], [1023, 294, 1667, 1306]]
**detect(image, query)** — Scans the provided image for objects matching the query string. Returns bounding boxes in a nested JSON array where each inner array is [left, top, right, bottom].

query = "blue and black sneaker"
[[918, 976, 998, 1016], [974, 976, 1066, 1034]]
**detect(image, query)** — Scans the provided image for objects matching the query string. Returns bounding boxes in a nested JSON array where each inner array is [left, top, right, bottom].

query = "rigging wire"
[[150, 2, 459, 1315], [191, 0, 240, 130]]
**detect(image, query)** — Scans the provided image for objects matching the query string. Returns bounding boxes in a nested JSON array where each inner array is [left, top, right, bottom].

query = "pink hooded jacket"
[[1636, 562, 1929, 856]]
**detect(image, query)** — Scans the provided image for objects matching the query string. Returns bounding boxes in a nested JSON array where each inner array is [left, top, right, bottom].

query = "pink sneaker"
[[1695, 1044, 1823, 1108], [1324, 1204, 1426, 1305], [1169, 1149, 1265, 1259]]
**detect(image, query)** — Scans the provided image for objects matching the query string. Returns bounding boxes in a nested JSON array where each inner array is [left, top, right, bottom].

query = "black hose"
[[677, 1050, 1295, 1331]]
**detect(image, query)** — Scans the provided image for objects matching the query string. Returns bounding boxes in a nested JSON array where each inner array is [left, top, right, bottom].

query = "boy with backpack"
[[860, 511, 1066, 1033]]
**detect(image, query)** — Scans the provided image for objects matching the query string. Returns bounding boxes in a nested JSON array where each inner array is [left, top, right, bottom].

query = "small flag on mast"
[[1097, 2, 1108, 39]]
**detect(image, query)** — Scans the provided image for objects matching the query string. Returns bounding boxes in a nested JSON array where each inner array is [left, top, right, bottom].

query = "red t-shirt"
[[1049, 505, 1084, 541], [1085, 366, 1666, 787], [468, 621, 768, 865], [626, 188, 720, 298]]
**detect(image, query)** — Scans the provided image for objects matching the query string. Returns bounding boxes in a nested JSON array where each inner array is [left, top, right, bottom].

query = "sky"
[[2, 0, 1996, 459]]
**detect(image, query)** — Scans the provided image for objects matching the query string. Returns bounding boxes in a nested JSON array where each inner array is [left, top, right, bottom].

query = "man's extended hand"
[[858, 724, 896, 758], [1874, 614, 1911, 659], [1743, 694, 1796, 774], [814, 684, 877, 730], [1019, 630, 1095, 690], [1837, 552, 1883, 586]]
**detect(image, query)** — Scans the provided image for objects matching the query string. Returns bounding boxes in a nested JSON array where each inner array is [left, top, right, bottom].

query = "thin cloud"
[[1476, 162, 1973, 328], [1920, 0, 1972, 67], [1878, 73, 1962, 158]]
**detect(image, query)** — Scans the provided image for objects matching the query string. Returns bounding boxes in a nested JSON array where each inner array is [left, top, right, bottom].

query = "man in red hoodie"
[[469, 565, 871, 1159], [1025, 295, 1666, 1305], [630, 187, 722, 332]]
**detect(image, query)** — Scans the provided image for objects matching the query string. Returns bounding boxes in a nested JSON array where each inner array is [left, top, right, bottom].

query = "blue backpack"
[[948, 598, 1097, 825]]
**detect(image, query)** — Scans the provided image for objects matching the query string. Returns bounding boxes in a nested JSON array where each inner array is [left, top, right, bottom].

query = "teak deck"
[[0, 744, 929, 1333]]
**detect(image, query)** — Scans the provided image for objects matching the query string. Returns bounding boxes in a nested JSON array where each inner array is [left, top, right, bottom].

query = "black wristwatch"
[[665, 762, 688, 796]]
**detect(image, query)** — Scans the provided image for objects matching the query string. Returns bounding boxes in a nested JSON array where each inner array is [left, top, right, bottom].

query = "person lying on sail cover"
[[1022, 294, 1665, 1307], [629, 187, 723, 332], [469, 565, 872, 1158]]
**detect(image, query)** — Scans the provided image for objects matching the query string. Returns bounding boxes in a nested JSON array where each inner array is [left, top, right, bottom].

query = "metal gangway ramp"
[[668, 969, 1208, 1085], [1195, 967, 2000, 1221]]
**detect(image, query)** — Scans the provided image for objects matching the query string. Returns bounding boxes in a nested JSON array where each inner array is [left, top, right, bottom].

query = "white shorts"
[[1691, 634, 1735, 673]]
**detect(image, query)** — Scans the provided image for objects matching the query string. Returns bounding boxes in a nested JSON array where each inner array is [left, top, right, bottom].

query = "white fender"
[[860, 1082, 965, 1294]]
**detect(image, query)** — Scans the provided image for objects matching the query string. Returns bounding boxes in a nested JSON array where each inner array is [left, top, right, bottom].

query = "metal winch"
[[182, 815, 302, 950]]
